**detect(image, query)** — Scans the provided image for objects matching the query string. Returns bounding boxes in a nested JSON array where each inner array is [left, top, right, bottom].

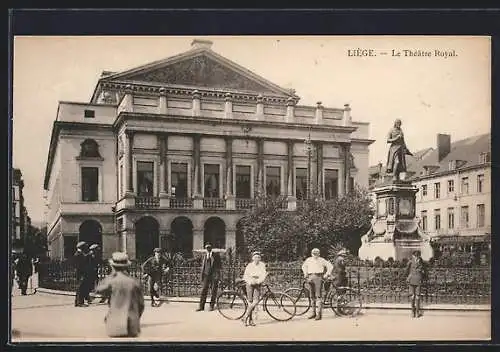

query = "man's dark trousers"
[[199, 274, 218, 310]]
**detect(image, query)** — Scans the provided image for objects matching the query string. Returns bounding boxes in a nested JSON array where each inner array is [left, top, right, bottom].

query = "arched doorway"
[[135, 216, 160, 261], [170, 217, 194, 256], [79, 220, 103, 249], [204, 217, 226, 249]]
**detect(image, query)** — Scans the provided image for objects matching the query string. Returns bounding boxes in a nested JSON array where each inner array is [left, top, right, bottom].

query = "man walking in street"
[[87, 244, 101, 303], [406, 250, 427, 318], [301, 248, 334, 320], [74, 241, 91, 307], [14, 252, 33, 296], [197, 243, 222, 311], [96, 252, 145, 338], [142, 248, 170, 307]]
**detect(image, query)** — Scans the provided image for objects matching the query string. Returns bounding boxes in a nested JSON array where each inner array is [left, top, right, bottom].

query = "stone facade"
[[44, 39, 373, 260]]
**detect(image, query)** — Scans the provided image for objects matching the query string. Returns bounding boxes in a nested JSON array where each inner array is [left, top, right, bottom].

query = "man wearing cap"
[[333, 249, 348, 288], [406, 250, 427, 318], [197, 243, 222, 311], [96, 252, 145, 338], [301, 248, 334, 320], [242, 251, 267, 326], [142, 248, 170, 307], [74, 241, 91, 307]]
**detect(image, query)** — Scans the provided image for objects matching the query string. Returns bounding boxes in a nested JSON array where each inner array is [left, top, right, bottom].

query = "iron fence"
[[38, 261, 490, 305]]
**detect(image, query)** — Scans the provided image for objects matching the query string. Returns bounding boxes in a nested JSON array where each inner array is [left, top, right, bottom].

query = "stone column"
[[192, 90, 201, 117], [158, 87, 168, 114], [315, 101, 324, 125], [287, 140, 297, 210], [224, 93, 233, 119], [193, 228, 204, 251], [286, 97, 295, 123], [344, 144, 351, 195], [316, 142, 323, 197], [343, 104, 352, 126], [226, 229, 236, 250], [255, 94, 264, 120], [256, 138, 264, 196], [193, 134, 203, 208], [225, 136, 235, 210], [119, 84, 134, 113], [126, 130, 135, 194], [159, 134, 170, 207]]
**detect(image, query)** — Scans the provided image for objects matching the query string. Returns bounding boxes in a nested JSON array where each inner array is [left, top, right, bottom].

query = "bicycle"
[[283, 278, 362, 318], [216, 276, 297, 322]]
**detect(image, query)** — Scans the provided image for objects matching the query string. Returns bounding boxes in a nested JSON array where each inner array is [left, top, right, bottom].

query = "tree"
[[238, 189, 374, 262]]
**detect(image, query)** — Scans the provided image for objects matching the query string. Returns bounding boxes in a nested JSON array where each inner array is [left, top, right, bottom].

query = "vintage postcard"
[[11, 35, 491, 342]]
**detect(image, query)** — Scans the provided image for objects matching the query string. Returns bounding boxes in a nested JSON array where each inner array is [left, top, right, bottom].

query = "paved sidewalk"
[[35, 287, 491, 311], [11, 292, 491, 342]]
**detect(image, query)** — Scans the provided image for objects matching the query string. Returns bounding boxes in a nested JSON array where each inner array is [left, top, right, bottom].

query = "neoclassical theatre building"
[[44, 39, 373, 260]]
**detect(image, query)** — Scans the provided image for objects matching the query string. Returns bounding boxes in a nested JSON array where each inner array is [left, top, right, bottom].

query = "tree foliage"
[[238, 189, 374, 261]]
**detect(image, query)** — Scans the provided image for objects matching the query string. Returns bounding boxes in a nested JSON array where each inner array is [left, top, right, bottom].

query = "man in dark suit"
[[405, 250, 427, 318], [197, 243, 222, 311], [14, 252, 33, 295], [74, 241, 91, 307], [142, 248, 170, 307]]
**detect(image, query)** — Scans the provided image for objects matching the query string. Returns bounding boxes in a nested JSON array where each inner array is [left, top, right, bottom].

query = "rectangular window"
[[349, 176, 355, 192], [477, 204, 485, 228], [84, 109, 95, 118], [235, 165, 251, 198], [447, 207, 455, 229], [81, 167, 98, 201], [434, 182, 440, 199], [461, 206, 469, 228], [434, 209, 441, 230], [324, 169, 339, 200], [461, 177, 469, 194], [447, 180, 454, 193], [204, 164, 220, 198], [64, 236, 78, 259], [422, 185, 427, 197], [295, 167, 308, 200], [137, 161, 154, 196], [477, 174, 484, 193], [171, 163, 188, 198], [266, 166, 281, 198], [421, 210, 427, 231]]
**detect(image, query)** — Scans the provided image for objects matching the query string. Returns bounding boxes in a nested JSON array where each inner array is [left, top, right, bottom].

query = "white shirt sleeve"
[[301, 259, 309, 276]]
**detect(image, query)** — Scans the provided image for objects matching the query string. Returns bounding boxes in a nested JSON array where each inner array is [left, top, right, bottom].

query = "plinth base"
[[358, 240, 433, 261]]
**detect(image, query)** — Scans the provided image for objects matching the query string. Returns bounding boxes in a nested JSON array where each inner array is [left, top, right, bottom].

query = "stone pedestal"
[[358, 180, 433, 261]]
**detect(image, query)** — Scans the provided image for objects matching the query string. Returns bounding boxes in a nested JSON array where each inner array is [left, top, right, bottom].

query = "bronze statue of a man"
[[386, 119, 413, 181]]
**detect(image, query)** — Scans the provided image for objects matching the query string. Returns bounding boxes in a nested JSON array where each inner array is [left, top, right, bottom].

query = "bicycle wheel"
[[283, 288, 311, 316], [216, 290, 247, 320], [264, 292, 296, 321], [332, 287, 363, 317]]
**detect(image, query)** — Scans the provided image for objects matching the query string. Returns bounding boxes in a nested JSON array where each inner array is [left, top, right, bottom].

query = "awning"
[[431, 234, 490, 244]]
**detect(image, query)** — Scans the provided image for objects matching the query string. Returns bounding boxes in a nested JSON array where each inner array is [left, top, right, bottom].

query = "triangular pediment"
[[104, 49, 293, 97]]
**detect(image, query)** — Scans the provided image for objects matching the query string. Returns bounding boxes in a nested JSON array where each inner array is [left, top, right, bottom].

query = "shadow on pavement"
[[141, 321, 180, 329]]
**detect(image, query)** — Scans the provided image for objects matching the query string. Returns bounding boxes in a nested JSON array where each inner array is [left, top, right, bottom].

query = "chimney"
[[437, 133, 451, 162], [191, 39, 213, 50]]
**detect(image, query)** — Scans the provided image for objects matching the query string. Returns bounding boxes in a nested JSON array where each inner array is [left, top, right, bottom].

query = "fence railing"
[[169, 198, 193, 209], [37, 261, 490, 305], [135, 196, 160, 208], [202, 198, 225, 209]]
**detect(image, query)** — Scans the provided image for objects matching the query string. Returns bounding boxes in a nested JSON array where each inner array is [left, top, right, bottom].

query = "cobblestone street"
[[11, 292, 490, 342]]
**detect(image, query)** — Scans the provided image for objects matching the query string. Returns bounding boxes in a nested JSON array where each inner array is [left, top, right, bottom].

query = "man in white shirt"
[[301, 248, 334, 320]]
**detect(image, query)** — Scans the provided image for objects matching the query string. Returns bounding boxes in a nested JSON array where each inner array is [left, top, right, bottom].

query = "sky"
[[13, 36, 491, 224]]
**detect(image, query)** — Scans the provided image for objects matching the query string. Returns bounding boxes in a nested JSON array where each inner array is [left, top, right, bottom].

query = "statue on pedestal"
[[386, 119, 413, 181]]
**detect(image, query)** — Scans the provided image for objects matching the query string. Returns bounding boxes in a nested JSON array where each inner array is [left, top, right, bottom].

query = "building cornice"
[[411, 162, 491, 182], [113, 112, 358, 136], [351, 138, 376, 145]]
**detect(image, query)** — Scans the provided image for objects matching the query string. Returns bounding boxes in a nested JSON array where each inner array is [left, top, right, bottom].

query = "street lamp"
[[303, 129, 314, 200]]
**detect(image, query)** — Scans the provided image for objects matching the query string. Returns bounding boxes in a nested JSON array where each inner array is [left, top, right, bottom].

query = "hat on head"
[[337, 249, 349, 257], [204, 243, 212, 248], [153, 248, 161, 253], [108, 252, 131, 268], [89, 244, 99, 250], [251, 251, 261, 258], [76, 241, 87, 249]]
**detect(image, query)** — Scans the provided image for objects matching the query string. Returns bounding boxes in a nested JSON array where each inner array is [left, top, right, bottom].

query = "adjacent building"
[[12, 168, 30, 248], [43, 39, 373, 261], [369, 133, 491, 250]]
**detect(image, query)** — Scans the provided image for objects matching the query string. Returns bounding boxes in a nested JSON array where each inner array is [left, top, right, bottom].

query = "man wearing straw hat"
[[301, 248, 334, 320], [96, 252, 145, 338], [197, 242, 222, 311]]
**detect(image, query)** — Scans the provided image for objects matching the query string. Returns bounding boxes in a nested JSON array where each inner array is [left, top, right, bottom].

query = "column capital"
[[225, 92, 233, 102], [192, 89, 201, 99], [159, 87, 168, 96]]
